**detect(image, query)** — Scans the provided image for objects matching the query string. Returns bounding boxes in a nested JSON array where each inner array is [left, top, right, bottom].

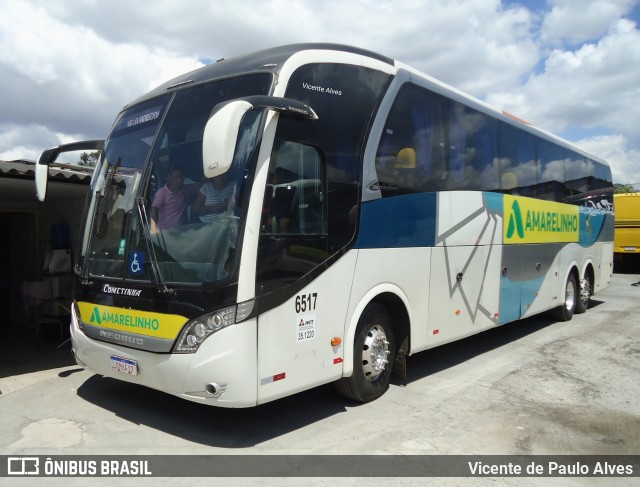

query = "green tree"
[[78, 151, 100, 167], [614, 184, 638, 194]]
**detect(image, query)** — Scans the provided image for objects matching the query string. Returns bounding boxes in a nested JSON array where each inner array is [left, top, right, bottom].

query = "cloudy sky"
[[1, 0, 639, 183]]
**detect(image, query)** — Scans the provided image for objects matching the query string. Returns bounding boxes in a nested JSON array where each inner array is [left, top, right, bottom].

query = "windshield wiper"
[[80, 157, 121, 285], [135, 196, 174, 295]]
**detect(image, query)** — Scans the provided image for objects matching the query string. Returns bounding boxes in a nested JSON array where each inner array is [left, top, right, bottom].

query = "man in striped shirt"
[[192, 173, 234, 223]]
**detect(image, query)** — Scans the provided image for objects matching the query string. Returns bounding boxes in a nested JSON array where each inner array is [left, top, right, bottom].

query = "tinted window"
[[497, 122, 538, 197], [255, 63, 390, 296], [261, 141, 326, 236], [590, 159, 613, 192], [375, 86, 446, 195], [565, 153, 590, 202], [449, 103, 498, 191], [538, 141, 568, 202], [279, 64, 390, 251], [375, 86, 502, 195], [256, 141, 328, 295]]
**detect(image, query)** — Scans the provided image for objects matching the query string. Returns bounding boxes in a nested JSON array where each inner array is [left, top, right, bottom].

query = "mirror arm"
[[36, 139, 105, 202], [240, 96, 318, 120]]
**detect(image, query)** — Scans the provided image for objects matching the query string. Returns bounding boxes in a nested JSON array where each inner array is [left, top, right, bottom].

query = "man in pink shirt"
[[150, 167, 200, 233]]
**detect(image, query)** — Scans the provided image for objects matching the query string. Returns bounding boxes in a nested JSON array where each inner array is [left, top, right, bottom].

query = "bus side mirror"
[[36, 147, 57, 202], [202, 96, 318, 179], [202, 100, 253, 179], [36, 140, 105, 202]]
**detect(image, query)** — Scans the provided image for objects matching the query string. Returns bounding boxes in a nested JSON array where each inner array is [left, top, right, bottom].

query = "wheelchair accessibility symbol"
[[129, 251, 145, 275]]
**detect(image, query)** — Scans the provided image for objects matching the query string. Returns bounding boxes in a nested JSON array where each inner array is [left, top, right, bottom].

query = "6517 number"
[[295, 293, 317, 313]]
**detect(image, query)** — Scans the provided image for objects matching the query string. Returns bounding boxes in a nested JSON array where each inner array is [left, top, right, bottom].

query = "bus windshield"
[[80, 74, 271, 285]]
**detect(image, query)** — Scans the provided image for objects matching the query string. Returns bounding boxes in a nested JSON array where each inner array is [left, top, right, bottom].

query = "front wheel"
[[335, 303, 396, 403], [552, 272, 577, 322]]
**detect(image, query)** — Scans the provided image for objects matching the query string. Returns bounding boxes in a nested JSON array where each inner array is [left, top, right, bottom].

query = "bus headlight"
[[174, 306, 236, 353]]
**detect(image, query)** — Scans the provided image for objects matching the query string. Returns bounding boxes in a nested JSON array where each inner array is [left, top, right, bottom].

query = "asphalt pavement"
[[1, 272, 639, 486]]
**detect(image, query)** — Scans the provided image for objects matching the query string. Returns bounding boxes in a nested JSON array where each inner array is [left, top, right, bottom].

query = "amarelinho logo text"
[[504, 195, 579, 244]]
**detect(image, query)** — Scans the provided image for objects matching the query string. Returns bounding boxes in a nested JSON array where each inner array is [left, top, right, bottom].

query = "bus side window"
[[448, 103, 498, 191], [375, 85, 446, 196], [565, 155, 589, 202], [497, 122, 538, 196], [538, 141, 568, 202], [261, 140, 326, 236], [257, 140, 328, 295]]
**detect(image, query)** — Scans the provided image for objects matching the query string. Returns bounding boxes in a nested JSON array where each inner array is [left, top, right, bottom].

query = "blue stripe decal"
[[499, 275, 521, 325], [355, 193, 437, 248], [483, 191, 504, 215], [579, 207, 614, 247]]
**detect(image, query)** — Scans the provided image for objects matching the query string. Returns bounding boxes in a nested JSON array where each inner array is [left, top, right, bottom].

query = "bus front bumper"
[[70, 313, 259, 408]]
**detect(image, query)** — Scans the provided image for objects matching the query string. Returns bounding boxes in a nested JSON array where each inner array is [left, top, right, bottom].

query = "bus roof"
[[127, 43, 393, 108], [128, 43, 608, 169]]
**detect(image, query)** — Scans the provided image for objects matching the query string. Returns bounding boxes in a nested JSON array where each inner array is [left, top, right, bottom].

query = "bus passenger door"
[[254, 139, 352, 404]]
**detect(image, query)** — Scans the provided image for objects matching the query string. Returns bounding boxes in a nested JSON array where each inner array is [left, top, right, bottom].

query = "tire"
[[552, 272, 578, 322], [575, 273, 592, 314], [335, 303, 396, 403]]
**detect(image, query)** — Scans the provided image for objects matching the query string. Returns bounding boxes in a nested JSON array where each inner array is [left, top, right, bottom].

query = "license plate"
[[110, 355, 138, 376], [624, 246, 636, 252]]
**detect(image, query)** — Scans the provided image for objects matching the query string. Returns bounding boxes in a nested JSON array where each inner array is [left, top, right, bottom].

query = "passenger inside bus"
[[192, 173, 234, 223], [149, 166, 201, 233]]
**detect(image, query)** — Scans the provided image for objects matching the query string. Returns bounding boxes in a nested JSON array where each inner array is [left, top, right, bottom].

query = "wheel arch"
[[561, 261, 581, 290], [582, 260, 595, 289], [342, 285, 411, 377], [553, 262, 581, 321]]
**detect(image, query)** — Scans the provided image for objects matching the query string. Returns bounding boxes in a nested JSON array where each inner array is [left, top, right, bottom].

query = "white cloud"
[[373, 0, 540, 95], [577, 135, 640, 185], [0, 124, 58, 161], [0, 0, 638, 188], [486, 17, 640, 161], [34, 0, 540, 95], [541, 0, 637, 45], [0, 0, 203, 152]]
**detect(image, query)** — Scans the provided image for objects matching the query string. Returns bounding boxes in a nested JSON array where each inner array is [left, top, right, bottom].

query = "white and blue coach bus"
[[36, 43, 614, 407]]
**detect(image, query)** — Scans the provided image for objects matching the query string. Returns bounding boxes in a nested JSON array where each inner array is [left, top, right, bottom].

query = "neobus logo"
[[504, 195, 579, 244]]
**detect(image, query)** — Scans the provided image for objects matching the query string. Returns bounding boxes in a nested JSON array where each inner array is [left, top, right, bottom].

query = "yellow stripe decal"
[[77, 301, 188, 340], [504, 195, 579, 244]]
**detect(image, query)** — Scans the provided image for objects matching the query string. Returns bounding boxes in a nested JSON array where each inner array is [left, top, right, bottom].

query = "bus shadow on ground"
[[77, 374, 347, 448], [76, 302, 603, 448], [401, 301, 604, 384]]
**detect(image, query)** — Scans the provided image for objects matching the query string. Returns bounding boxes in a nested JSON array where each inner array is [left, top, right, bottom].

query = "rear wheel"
[[553, 272, 577, 322], [575, 273, 592, 314], [335, 303, 396, 403]]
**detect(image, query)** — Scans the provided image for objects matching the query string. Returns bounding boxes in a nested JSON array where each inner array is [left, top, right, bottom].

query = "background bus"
[[36, 43, 614, 408], [614, 192, 640, 268]]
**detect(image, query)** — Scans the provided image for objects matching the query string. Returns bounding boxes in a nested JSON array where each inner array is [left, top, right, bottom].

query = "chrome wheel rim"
[[565, 279, 576, 311], [580, 278, 591, 307], [362, 324, 390, 381]]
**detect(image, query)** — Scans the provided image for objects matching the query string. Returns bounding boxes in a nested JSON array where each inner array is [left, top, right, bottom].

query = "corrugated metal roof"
[[0, 159, 92, 184]]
